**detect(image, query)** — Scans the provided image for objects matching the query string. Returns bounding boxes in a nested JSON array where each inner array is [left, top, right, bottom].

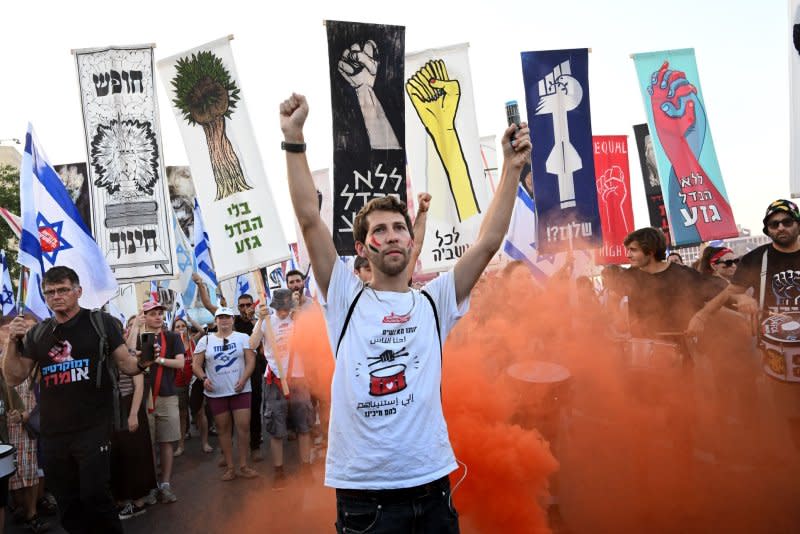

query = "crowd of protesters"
[[1, 191, 800, 532], [0, 98, 797, 534]]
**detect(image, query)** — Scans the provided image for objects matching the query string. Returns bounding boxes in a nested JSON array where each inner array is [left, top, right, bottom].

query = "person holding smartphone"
[[125, 300, 185, 504], [3, 266, 148, 534]]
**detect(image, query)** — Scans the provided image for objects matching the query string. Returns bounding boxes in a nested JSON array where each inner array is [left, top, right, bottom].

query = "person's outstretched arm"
[[281, 93, 338, 300], [453, 123, 531, 304], [405, 192, 431, 283]]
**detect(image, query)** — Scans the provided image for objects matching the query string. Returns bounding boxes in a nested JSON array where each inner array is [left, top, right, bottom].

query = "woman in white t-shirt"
[[192, 307, 257, 481]]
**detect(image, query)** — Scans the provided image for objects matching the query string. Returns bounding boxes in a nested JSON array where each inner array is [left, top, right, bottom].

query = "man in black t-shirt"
[[3, 266, 147, 534], [618, 227, 723, 339], [695, 200, 800, 515]]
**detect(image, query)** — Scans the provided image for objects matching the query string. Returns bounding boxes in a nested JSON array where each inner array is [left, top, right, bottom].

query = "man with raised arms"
[[279, 92, 531, 532]]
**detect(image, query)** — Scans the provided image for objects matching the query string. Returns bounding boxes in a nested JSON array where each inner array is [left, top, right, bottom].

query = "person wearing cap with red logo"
[[125, 300, 185, 504]]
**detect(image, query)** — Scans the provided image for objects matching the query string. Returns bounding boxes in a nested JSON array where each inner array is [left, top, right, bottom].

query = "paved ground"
[[5, 431, 334, 534]]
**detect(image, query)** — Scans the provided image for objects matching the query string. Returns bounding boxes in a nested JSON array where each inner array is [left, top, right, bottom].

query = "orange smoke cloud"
[[225, 267, 800, 533]]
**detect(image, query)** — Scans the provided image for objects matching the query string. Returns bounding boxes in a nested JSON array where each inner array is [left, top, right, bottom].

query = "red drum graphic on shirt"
[[369, 364, 407, 396], [365, 347, 410, 396]]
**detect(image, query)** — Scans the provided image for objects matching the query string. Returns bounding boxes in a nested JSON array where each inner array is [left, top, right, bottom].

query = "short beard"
[[772, 229, 800, 247], [372, 252, 409, 277]]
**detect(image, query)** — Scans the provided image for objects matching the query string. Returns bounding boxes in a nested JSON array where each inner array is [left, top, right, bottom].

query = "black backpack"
[[28, 309, 124, 432]]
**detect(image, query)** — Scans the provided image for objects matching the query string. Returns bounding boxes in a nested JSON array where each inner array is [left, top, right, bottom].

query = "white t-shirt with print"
[[194, 331, 252, 398], [260, 314, 305, 379], [321, 259, 469, 489]]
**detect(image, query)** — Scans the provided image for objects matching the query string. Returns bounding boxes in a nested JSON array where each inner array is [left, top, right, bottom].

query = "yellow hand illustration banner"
[[405, 43, 489, 273]]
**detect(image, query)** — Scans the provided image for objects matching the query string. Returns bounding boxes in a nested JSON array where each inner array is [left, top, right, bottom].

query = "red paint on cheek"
[[368, 236, 382, 253]]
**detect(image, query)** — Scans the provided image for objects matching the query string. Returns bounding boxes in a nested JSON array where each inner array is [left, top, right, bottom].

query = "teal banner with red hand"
[[632, 48, 737, 246]]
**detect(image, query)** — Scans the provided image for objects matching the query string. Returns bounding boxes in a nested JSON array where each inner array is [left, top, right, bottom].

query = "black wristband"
[[281, 141, 306, 153]]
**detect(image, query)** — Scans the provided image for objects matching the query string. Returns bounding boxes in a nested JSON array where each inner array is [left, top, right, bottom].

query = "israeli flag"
[[193, 199, 218, 290], [235, 274, 252, 303], [105, 300, 127, 326], [503, 184, 538, 269], [0, 251, 16, 316], [167, 292, 189, 329], [167, 209, 198, 307], [19, 125, 117, 315]]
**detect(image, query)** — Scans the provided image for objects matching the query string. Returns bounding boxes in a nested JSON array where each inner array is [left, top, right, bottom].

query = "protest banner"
[[74, 44, 177, 281], [158, 36, 289, 281]]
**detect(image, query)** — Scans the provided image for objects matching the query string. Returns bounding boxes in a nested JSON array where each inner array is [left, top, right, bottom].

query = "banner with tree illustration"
[[405, 43, 490, 273], [632, 48, 737, 245], [158, 36, 289, 281], [326, 20, 407, 255], [74, 44, 177, 282]]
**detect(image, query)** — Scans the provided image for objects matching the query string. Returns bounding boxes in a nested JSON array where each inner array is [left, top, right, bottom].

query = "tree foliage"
[[0, 164, 21, 287], [171, 51, 240, 126]]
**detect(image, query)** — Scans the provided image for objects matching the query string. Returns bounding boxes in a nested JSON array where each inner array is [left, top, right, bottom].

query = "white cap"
[[214, 306, 236, 317]]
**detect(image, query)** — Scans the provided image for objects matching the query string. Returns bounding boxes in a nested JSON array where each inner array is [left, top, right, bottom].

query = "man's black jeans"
[[41, 423, 123, 534], [335, 475, 460, 534]]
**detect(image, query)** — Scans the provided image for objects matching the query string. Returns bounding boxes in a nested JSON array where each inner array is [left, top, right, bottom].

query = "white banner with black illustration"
[[405, 43, 490, 273], [74, 44, 177, 282], [791, 0, 800, 197], [157, 36, 289, 281]]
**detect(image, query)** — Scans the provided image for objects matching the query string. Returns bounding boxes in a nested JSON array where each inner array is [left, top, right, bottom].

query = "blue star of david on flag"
[[176, 242, 192, 272], [0, 250, 15, 316], [36, 214, 72, 265], [0, 286, 13, 308]]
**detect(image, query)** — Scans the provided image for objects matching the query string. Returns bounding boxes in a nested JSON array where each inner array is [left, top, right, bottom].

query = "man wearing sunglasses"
[[699, 199, 800, 328], [693, 199, 800, 501]]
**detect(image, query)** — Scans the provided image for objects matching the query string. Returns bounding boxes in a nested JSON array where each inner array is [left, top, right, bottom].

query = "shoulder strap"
[[759, 248, 769, 311], [335, 287, 365, 359], [420, 290, 442, 358], [90, 310, 124, 431], [89, 310, 109, 388], [29, 318, 55, 347]]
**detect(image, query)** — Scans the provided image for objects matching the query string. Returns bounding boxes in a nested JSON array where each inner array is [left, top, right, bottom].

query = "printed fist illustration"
[[338, 41, 400, 150], [596, 165, 631, 231], [772, 271, 800, 305], [406, 59, 461, 132], [338, 40, 379, 90], [647, 61, 706, 160], [535, 64, 583, 116], [406, 58, 479, 221], [596, 165, 628, 203]]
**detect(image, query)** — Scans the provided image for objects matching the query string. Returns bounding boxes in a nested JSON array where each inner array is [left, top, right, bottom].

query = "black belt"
[[336, 475, 450, 504]]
